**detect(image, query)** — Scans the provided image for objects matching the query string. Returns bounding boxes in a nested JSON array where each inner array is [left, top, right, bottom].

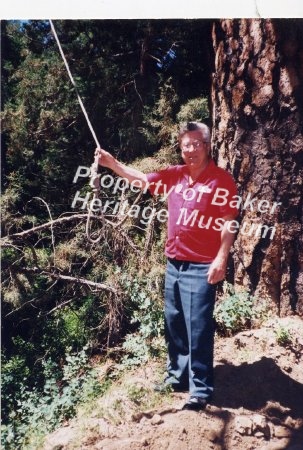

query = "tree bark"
[[212, 19, 303, 316]]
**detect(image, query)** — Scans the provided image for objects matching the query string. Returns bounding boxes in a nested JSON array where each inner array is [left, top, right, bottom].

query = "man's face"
[[180, 130, 210, 170]]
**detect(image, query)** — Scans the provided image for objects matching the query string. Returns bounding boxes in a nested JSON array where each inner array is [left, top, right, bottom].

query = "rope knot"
[[89, 159, 100, 194]]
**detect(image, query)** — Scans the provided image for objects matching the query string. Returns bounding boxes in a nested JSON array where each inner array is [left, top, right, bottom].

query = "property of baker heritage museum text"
[[72, 165, 281, 239]]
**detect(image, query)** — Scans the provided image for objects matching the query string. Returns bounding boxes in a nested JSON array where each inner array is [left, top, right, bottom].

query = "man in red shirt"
[[96, 122, 238, 410]]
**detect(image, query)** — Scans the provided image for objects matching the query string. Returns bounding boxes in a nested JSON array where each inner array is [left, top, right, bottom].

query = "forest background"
[[1, 18, 302, 448]]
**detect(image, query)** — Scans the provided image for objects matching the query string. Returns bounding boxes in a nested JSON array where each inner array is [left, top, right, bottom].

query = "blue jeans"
[[164, 258, 216, 399]]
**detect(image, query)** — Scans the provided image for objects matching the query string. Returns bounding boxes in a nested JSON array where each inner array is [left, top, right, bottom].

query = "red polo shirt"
[[146, 160, 238, 263]]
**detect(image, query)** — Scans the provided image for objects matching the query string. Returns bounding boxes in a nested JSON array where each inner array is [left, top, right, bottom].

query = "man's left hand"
[[207, 256, 227, 284]]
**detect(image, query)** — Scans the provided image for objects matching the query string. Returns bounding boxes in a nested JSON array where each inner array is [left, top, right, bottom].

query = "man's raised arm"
[[95, 147, 148, 189]]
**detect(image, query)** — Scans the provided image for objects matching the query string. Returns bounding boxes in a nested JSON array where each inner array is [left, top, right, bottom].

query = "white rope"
[[49, 20, 105, 243], [49, 19, 101, 149]]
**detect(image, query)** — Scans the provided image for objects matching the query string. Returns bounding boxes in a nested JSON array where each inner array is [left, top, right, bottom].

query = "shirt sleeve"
[[146, 166, 179, 195]]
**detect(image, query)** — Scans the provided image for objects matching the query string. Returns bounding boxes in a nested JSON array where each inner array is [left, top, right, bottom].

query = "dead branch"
[[5, 267, 117, 318], [31, 197, 56, 260], [5, 279, 59, 317], [1, 213, 89, 243], [46, 296, 85, 315], [27, 268, 118, 294], [119, 230, 141, 255], [1, 201, 143, 248], [140, 210, 155, 265]]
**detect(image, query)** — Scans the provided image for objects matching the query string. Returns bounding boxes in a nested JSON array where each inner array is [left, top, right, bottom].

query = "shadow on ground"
[[213, 356, 303, 418], [209, 357, 303, 448]]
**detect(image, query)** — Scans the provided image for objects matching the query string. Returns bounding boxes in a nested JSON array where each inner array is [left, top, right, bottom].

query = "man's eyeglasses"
[[182, 140, 209, 150]]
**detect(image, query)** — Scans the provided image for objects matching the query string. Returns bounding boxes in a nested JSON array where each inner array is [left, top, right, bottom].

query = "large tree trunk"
[[212, 19, 303, 316]]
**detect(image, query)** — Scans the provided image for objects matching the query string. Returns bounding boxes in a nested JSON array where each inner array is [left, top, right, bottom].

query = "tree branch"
[[1, 213, 89, 243], [28, 268, 118, 294]]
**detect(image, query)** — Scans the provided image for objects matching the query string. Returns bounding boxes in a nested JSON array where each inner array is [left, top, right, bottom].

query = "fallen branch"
[[1, 213, 89, 242], [1, 211, 143, 259], [5, 268, 117, 318], [28, 268, 118, 294]]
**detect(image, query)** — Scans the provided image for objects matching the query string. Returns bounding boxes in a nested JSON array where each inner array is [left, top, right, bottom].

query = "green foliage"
[[1, 347, 107, 450], [118, 270, 165, 368], [1, 353, 30, 418], [1, 19, 213, 445], [214, 283, 264, 336], [127, 384, 148, 404], [2, 17, 212, 336], [141, 77, 179, 148], [142, 87, 210, 151], [54, 296, 105, 350], [176, 97, 209, 123], [275, 325, 293, 347]]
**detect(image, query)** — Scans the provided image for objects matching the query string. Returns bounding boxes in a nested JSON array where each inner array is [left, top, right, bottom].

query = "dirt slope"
[[44, 317, 303, 450]]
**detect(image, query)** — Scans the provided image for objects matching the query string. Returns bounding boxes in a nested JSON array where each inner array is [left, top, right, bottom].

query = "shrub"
[[176, 97, 209, 124], [1, 346, 107, 450], [214, 283, 257, 336], [275, 325, 292, 347], [118, 270, 165, 368]]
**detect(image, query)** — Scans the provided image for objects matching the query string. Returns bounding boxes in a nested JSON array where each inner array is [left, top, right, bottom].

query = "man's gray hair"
[[179, 122, 211, 143]]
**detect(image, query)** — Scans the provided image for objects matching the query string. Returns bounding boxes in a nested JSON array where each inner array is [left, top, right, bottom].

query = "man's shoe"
[[182, 396, 208, 411]]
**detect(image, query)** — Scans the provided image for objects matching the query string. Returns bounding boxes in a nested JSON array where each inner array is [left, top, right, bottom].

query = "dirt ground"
[[44, 316, 303, 450]]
